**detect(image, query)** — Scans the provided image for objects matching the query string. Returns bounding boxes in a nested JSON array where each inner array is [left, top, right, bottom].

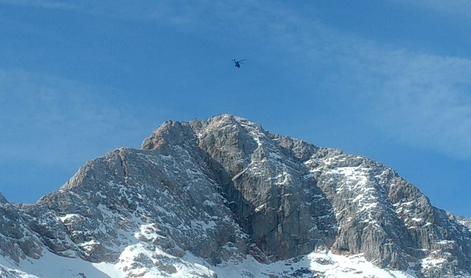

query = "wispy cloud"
[[387, 0, 471, 18], [178, 1, 471, 158], [2, 0, 471, 159], [0, 69, 144, 164], [0, 0, 75, 10], [165, 0, 471, 159], [354, 50, 471, 159]]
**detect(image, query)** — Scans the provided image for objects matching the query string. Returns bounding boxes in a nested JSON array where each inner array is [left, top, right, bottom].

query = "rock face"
[[0, 114, 470, 278]]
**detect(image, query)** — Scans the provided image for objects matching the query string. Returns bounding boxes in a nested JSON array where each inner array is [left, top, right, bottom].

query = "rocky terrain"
[[0, 114, 470, 277]]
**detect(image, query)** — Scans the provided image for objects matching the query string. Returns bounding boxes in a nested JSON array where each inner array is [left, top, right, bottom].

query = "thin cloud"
[[0, 69, 144, 164], [365, 53, 471, 159], [2, 0, 471, 158], [387, 0, 471, 18], [0, 0, 75, 10]]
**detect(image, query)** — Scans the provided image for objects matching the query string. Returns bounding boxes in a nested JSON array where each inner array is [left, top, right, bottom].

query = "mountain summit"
[[0, 115, 470, 278]]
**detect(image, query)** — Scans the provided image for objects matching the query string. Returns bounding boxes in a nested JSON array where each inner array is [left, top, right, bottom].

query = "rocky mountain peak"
[[0, 115, 470, 278], [142, 120, 196, 151]]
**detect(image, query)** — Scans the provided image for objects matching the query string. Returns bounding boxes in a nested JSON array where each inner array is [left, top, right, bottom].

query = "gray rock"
[[0, 114, 470, 278]]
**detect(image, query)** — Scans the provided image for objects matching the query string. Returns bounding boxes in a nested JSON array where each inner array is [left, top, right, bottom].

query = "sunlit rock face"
[[0, 114, 470, 278]]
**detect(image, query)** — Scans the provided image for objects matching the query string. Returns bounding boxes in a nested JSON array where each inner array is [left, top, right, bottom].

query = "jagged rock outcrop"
[[0, 114, 470, 278]]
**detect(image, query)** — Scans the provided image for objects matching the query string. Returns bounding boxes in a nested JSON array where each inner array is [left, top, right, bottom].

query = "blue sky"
[[0, 0, 470, 216]]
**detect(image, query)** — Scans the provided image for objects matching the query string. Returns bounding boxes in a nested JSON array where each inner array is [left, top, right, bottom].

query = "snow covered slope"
[[0, 248, 415, 278]]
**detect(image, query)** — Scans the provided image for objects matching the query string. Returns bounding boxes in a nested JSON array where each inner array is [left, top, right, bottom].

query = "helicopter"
[[232, 58, 245, 69]]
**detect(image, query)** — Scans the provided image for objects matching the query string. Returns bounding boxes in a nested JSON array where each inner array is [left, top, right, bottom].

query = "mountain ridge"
[[0, 114, 470, 277]]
